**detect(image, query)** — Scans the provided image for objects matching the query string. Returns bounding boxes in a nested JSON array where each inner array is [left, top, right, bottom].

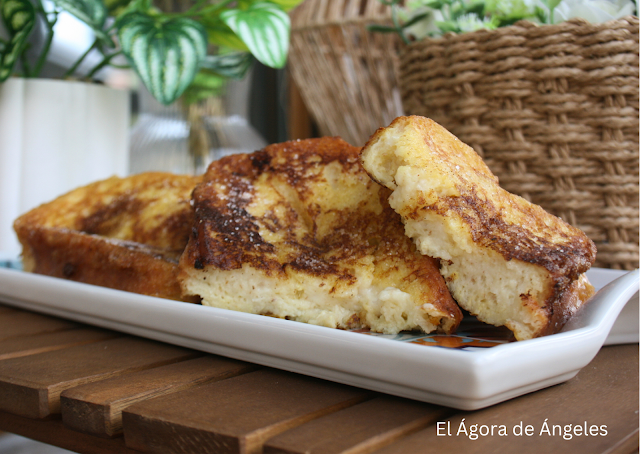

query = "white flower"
[[553, 0, 636, 23], [456, 13, 496, 32], [488, 0, 538, 17]]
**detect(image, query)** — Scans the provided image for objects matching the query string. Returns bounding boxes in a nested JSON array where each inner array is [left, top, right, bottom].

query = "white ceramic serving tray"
[[0, 266, 637, 410]]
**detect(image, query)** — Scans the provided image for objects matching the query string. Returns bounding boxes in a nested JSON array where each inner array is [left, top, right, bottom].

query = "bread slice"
[[179, 137, 462, 334], [361, 116, 597, 340], [14, 172, 200, 301]]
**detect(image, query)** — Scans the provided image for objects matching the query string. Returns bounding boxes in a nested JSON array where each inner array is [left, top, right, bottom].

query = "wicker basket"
[[289, 0, 404, 146], [400, 16, 639, 270]]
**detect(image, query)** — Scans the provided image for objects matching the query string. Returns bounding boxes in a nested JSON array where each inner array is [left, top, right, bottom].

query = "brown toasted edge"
[[359, 117, 599, 340], [182, 137, 369, 276], [14, 223, 198, 303], [180, 138, 464, 335], [536, 273, 596, 338]]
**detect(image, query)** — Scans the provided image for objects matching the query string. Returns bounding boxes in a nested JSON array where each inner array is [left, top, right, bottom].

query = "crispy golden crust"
[[181, 137, 462, 333], [14, 172, 200, 302], [18, 228, 187, 300], [361, 116, 597, 339], [15, 172, 199, 251], [541, 273, 595, 337], [362, 116, 597, 278]]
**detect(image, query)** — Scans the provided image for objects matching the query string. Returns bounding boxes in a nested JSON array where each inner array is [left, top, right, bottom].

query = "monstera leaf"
[[0, 0, 35, 81], [220, 3, 291, 69], [51, 0, 111, 44], [118, 12, 208, 105]]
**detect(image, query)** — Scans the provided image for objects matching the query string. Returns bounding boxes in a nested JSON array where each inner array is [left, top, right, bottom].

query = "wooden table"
[[0, 302, 637, 454]]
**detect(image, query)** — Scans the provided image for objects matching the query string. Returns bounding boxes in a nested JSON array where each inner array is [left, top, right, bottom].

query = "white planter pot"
[[0, 78, 130, 259]]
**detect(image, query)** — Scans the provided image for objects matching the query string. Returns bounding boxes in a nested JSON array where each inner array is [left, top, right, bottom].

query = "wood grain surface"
[[0, 305, 636, 454], [122, 369, 371, 454], [0, 304, 17, 314], [370, 344, 639, 454], [0, 409, 140, 454], [0, 336, 198, 418], [0, 327, 119, 360], [61, 356, 257, 437], [263, 396, 453, 454], [0, 309, 80, 340]]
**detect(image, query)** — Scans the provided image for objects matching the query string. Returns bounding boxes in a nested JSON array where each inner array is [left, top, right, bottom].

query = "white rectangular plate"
[[0, 266, 637, 410]]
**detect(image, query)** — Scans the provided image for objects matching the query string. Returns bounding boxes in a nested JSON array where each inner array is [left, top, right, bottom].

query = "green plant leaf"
[[0, 0, 35, 81], [104, 0, 134, 16], [450, 1, 485, 20], [402, 11, 431, 27], [435, 20, 460, 33], [200, 12, 248, 51], [263, 0, 304, 12], [542, 0, 562, 10], [366, 24, 401, 33], [51, 0, 111, 43], [181, 69, 226, 104], [118, 12, 208, 105], [220, 2, 291, 69], [200, 51, 253, 79], [108, 0, 152, 21], [422, 0, 447, 10], [207, 26, 249, 51], [534, 5, 549, 23]]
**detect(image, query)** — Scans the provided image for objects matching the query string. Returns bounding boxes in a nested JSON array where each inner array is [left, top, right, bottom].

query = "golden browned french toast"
[[13, 172, 201, 301], [361, 116, 597, 340], [179, 137, 462, 334]]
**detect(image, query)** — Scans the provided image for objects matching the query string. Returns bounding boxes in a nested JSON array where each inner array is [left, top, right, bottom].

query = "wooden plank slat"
[[370, 345, 639, 454], [0, 408, 140, 454], [0, 310, 79, 340], [122, 369, 372, 454], [0, 304, 18, 314], [264, 395, 452, 454], [607, 428, 639, 454], [0, 336, 199, 419], [61, 356, 258, 438], [0, 328, 120, 360]]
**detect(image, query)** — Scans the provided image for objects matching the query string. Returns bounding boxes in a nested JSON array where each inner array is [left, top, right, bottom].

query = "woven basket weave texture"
[[401, 17, 639, 270], [289, 0, 403, 146]]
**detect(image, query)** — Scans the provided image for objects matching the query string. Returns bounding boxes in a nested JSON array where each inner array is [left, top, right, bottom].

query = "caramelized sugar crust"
[[363, 116, 597, 280], [15, 172, 200, 251], [182, 137, 462, 333], [14, 173, 201, 301], [361, 116, 597, 339]]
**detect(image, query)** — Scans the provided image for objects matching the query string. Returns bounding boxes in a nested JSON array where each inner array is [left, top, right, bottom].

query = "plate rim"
[[0, 266, 636, 410]]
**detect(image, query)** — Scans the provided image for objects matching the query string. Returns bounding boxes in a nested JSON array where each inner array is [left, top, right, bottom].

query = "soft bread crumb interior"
[[405, 212, 549, 340], [363, 128, 552, 341], [364, 134, 404, 189], [182, 265, 444, 335]]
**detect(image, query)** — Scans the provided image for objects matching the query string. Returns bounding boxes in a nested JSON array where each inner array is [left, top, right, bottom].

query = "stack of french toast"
[[13, 116, 597, 341]]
